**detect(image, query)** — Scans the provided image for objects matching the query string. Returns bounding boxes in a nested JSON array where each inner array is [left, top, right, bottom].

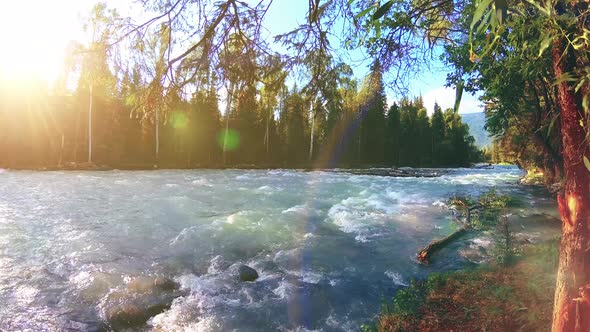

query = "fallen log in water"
[[417, 227, 468, 265], [417, 204, 481, 265]]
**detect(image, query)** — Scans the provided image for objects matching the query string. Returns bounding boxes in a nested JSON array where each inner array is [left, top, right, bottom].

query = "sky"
[[0, 0, 481, 114], [0, 1, 95, 81], [262, 1, 482, 114]]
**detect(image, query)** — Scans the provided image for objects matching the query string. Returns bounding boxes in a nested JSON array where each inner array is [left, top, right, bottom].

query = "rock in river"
[[101, 276, 184, 330], [238, 265, 259, 282]]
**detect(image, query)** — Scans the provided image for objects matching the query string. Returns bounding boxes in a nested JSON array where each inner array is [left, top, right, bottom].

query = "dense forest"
[[0, 54, 480, 169]]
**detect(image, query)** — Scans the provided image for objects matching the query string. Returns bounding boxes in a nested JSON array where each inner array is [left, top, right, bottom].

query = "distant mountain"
[[460, 112, 492, 148]]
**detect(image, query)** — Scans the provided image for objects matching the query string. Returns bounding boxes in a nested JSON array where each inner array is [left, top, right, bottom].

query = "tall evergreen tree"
[[399, 98, 419, 166], [431, 102, 446, 165], [385, 102, 401, 165], [416, 107, 432, 165], [280, 86, 308, 165], [358, 60, 387, 164]]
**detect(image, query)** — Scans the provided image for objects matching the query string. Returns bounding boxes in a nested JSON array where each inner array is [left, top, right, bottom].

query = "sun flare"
[[0, 1, 91, 84]]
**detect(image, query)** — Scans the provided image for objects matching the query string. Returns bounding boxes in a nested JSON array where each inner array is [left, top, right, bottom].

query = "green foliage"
[[450, 189, 511, 229], [492, 215, 517, 266], [385, 103, 401, 165], [463, 0, 590, 181], [358, 60, 387, 164], [478, 189, 512, 208], [279, 86, 309, 165], [372, 1, 394, 21], [390, 280, 427, 317], [449, 189, 517, 266]]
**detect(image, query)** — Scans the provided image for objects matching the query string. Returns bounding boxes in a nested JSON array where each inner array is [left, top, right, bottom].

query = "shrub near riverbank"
[[365, 240, 559, 332]]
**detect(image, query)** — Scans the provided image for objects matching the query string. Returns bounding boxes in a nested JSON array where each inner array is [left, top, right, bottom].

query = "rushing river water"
[[0, 166, 560, 331]]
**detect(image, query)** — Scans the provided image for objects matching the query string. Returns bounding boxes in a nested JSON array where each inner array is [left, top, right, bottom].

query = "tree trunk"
[[309, 103, 315, 161], [155, 108, 159, 167], [58, 133, 65, 167], [551, 37, 590, 332], [223, 82, 234, 166], [264, 108, 270, 160], [88, 84, 93, 164]]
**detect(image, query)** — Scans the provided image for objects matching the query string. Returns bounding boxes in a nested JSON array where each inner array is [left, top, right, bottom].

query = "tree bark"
[[309, 102, 315, 161], [223, 82, 234, 166], [551, 37, 590, 332], [155, 107, 159, 166], [88, 84, 93, 163]]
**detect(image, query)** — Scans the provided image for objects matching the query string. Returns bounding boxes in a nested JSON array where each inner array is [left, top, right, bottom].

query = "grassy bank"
[[366, 240, 559, 331]]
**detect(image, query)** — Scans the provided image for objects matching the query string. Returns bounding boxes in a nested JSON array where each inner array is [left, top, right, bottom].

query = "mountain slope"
[[461, 112, 492, 148]]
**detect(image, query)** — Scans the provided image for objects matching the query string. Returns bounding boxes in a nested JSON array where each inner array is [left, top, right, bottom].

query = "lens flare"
[[170, 112, 188, 129], [217, 129, 240, 151]]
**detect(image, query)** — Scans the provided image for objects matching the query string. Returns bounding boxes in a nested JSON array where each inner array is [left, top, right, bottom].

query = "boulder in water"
[[101, 276, 184, 329], [238, 265, 259, 282]]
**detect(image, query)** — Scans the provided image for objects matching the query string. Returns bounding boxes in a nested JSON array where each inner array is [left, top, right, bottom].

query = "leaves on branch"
[[372, 1, 394, 21]]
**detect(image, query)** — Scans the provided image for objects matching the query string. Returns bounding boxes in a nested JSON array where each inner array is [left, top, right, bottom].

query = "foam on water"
[[15, 285, 39, 304], [282, 204, 321, 217], [169, 225, 201, 245], [192, 178, 212, 187], [281, 269, 325, 284], [225, 210, 256, 224], [70, 271, 93, 288], [384, 271, 409, 287], [327, 196, 391, 242], [207, 255, 228, 275], [256, 185, 283, 195], [273, 280, 297, 299]]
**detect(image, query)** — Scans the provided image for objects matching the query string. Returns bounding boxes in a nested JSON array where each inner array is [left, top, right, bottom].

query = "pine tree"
[[280, 86, 308, 165], [399, 97, 419, 166], [431, 102, 445, 165], [233, 84, 261, 164], [416, 108, 432, 165], [358, 60, 387, 164], [385, 103, 401, 165]]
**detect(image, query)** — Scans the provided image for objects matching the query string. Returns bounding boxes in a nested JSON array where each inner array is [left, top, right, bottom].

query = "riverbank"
[[367, 238, 559, 332], [364, 184, 560, 331], [3, 163, 489, 179], [2, 161, 491, 172]]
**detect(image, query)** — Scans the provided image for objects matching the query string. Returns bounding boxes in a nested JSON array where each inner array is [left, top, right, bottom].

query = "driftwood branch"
[[417, 227, 468, 265], [416, 203, 481, 265]]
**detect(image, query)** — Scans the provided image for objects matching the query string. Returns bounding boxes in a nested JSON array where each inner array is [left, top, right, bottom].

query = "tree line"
[[0, 54, 480, 169]]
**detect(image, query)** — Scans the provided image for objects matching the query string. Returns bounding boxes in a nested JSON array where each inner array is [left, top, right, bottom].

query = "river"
[[0, 166, 560, 331]]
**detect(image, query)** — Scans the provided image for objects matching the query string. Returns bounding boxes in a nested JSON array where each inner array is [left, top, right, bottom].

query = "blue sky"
[[262, 0, 482, 114], [0, 0, 481, 113]]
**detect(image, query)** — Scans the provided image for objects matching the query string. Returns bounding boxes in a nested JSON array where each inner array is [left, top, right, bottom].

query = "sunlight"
[[0, 1, 91, 84], [568, 194, 578, 223]]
